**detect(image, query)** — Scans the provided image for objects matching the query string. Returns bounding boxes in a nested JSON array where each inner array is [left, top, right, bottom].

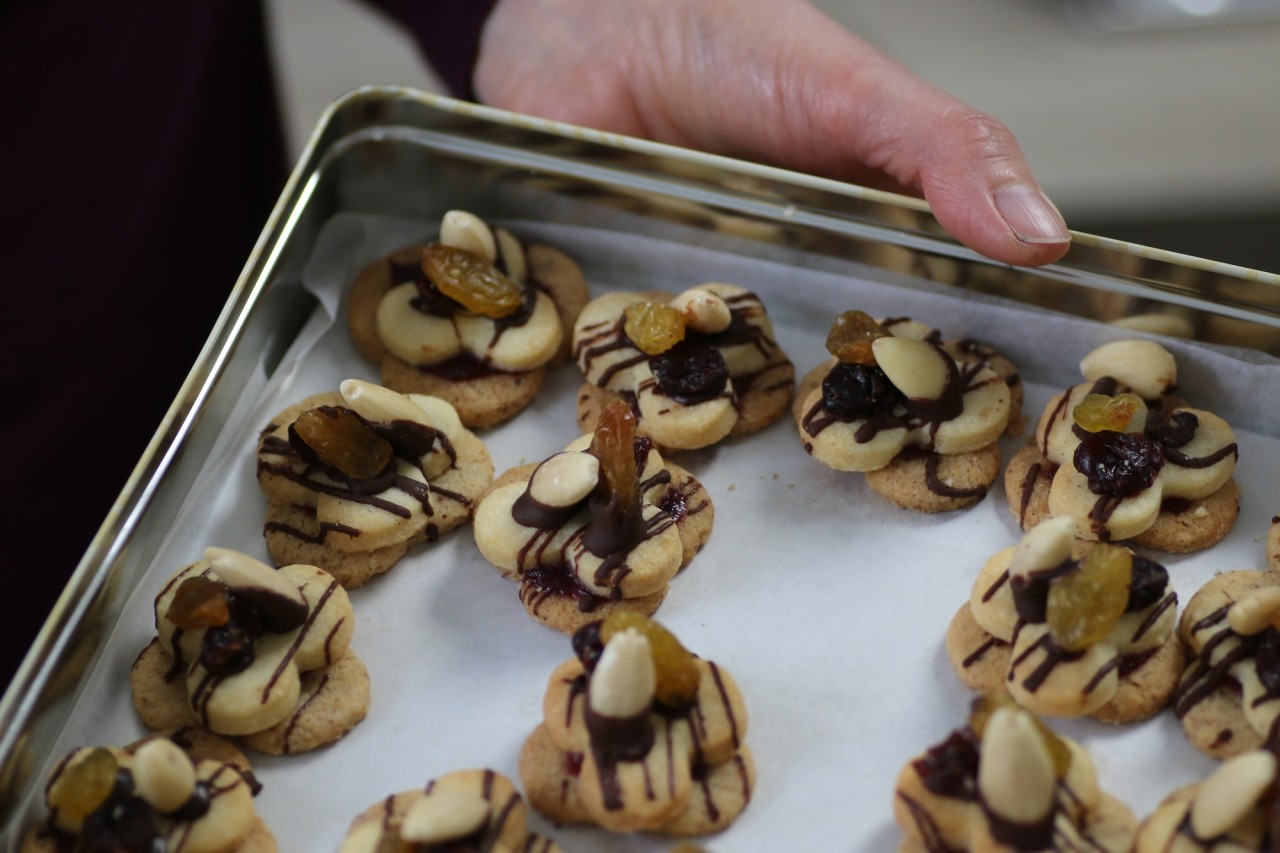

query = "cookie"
[[571, 283, 794, 451], [347, 211, 589, 429], [1270, 513, 1280, 571], [257, 379, 493, 587], [21, 731, 274, 852], [1005, 339, 1240, 552], [1136, 750, 1280, 851], [519, 616, 755, 835], [339, 769, 563, 852], [947, 518, 1182, 723], [1174, 570, 1280, 760], [796, 313, 1016, 513], [894, 698, 1136, 852], [473, 401, 713, 633], [130, 548, 368, 755]]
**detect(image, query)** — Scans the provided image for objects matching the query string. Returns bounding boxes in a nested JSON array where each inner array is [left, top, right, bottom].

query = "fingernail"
[[994, 185, 1070, 245]]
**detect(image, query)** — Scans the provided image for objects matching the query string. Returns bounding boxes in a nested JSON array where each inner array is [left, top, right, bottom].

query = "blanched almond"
[[670, 288, 732, 334], [1228, 587, 1280, 636], [1010, 517, 1077, 579], [528, 452, 599, 508], [978, 707, 1056, 825], [1079, 340, 1177, 400], [400, 788, 490, 843], [132, 739, 197, 814], [340, 379, 434, 428], [440, 210, 496, 261], [589, 628, 655, 718], [203, 548, 306, 612], [1190, 751, 1276, 840], [871, 336, 951, 401]]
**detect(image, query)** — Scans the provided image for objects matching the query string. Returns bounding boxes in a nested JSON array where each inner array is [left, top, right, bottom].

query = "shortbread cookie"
[[257, 379, 493, 587], [1270, 513, 1279, 571], [1005, 339, 1239, 552], [1136, 749, 1280, 850], [348, 210, 589, 428], [22, 731, 274, 852], [339, 769, 563, 853], [796, 313, 1015, 512], [946, 517, 1182, 723], [894, 696, 1136, 852], [1174, 570, 1280, 759], [130, 548, 368, 755], [519, 615, 754, 835], [572, 283, 794, 451], [473, 401, 713, 633]]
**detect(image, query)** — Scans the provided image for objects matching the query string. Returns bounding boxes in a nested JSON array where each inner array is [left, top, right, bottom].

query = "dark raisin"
[[571, 621, 606, 673], [913, 729, 980, 800], [1125, 556, 1168, 613], [1147, 410, 1199, 449], [197, 599, 263, 675], [78, 790, 161, 853], [649, 341, 729, 405], [1257, 628, 1280, 697], [821, 362, 902, 419], [1073, 430, 1164, 497]]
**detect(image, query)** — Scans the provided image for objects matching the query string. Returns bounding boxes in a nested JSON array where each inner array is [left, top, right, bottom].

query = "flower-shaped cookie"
[[347, 210, 589, 428], [795, 313, 1016, 512], [1006, 340, 1239, 552], [340, 769, 563, 853], [257, 379, 493, 588], [946, 517, 1183, 723], [519, 615, 755, 835], [23, 729, 273, 853], [571, 283, 794, 450], [1174, 570, 1280, 759], [1136, 748, 1280, 851], [894, 696, 1137, 852], [473, 401, 713, 633], [131, 548, 368, 756]]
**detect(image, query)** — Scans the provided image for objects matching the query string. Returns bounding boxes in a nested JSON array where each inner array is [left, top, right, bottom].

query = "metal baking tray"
[[3, 86, 1278, 848]]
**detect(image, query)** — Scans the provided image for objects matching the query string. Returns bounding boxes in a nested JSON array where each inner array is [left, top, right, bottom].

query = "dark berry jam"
[[821, 362, 902, 419], [913, 729, 980, 800], [1073, 430, 1164, 497]]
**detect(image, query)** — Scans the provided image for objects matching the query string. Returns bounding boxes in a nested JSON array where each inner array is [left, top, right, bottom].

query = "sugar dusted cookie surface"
[[347, 210, 589, 428], [130, 548, 367, 755], [796, 314, 1017, 513], [946, 518, 1182, 723], [572, 283, 793, 451], [1174, 570, 1280, 759], [519, 615, 754, 836], [257, 379, 493, 587], [1006, 339, 1239, 552], [894, 697, 1136, 852], [473, 401, 712, 633], [1136, 749, 1280, 851], [340, 769, 562, 853], [22, 731, 274, 853]]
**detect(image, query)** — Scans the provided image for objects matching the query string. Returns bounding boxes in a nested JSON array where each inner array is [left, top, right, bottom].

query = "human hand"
[[475, 0, 1070, 267]]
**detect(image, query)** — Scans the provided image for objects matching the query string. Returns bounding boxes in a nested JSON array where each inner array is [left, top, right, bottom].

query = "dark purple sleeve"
[[361, 0, 503, 99]]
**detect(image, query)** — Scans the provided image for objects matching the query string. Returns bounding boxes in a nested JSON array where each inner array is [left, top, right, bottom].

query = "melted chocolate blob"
[[820, 362, 902, 419], [1256, 628, 1280, 698], [649, 340, 730, 405], [1073, 430, 1164, 497], [1147, 410, 1199, 449], [406, 262, 460, 317], [572, 621, 606, 673]]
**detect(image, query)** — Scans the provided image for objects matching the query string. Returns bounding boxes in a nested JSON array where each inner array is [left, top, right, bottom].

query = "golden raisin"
[[47, 747, 118, 827], [169, 576, 230, 631], [293, 407, 392, 481], [623, 301, 687, 355], [1046, 544, 1132, 652], [1072, 392, 1144, 433], [968, 694, 1072, 777], [421, 244, 523, 318], [825, 310, 888, 365], [590, 402, 641, 519], [601, 612, 700, 710]]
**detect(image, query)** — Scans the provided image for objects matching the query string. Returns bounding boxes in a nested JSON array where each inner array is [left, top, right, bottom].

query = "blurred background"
[[265, 0, 1280, 273]]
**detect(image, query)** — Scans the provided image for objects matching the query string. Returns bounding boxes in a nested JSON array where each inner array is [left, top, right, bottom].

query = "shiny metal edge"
[[3, 83, 1276, 838]]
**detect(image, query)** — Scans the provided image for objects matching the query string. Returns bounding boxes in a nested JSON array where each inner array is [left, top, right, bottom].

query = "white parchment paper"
[[22, 213, 1280, 852]]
